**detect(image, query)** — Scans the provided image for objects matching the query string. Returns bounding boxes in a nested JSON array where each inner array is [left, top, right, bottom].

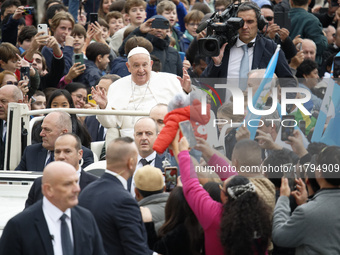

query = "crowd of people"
[[0, 0, 340, 254]]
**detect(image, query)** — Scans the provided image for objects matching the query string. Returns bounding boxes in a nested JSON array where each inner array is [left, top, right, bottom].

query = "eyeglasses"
[[6, 81, 18, 85], [215, 8, 225, 12], [265, 16, 274, 21], [188, 23, 200, 27]]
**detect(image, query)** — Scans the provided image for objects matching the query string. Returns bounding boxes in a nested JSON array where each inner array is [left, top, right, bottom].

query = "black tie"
[[140, 158, 154, 166], [60, 214, 73, 255]]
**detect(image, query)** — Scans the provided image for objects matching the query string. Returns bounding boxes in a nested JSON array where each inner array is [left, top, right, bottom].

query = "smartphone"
[[283, 164, 296, 190], [74, 53, 84, 65], [333, 56, 340, 78], [23, 7, 34, 15], [281, 115, 295, 141], [165, 167, 177, 192], [90, 13, 98, 24], [152, 18, 170, 29], [87, 94, 96, 105], [20, 66, 31, 88], [179, 120, 197, 148], [274, 11, 291, 30], [37, 24, 48, 36], [299, 120, 306, 135]]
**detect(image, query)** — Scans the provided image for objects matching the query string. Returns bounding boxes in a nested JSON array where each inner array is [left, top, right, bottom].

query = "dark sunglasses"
[[265, 16, 274, 21]]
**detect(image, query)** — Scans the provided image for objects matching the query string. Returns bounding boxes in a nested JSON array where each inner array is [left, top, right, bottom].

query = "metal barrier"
[[3, 103, 149, 170]]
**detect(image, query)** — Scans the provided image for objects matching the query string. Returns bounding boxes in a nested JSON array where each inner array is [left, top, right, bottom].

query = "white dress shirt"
[[105, 169, 128, 190], [42, 197, 73, 255], [130, 151, 156, 198]]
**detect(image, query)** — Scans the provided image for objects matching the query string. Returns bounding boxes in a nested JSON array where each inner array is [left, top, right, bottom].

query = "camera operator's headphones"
[[237, 2, 268, 31]]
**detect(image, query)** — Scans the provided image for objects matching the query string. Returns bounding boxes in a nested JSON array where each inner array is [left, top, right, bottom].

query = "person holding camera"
[[201, 2, 294, 101], [119, 15, 183, 76]]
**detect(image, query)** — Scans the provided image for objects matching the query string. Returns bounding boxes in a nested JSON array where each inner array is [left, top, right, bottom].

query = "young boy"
[[155, 0, 187, 52], [105, 11, 125, 37], [98, 18, 110, 43], [0, 42, 21, 79], [71, 24, 87, 54], [109, 0, 146, 54], [74, 42, 111, 88]]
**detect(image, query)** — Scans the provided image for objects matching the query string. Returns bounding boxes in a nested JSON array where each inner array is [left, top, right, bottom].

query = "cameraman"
[[201, 2, 295, 99]]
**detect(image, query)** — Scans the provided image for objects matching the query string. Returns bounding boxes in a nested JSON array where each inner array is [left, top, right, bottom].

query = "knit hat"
[[134, 165, 164, 191]]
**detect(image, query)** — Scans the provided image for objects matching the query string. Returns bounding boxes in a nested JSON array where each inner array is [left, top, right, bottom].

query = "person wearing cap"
[[118, 15, 183, 76], [93, 45, 191, 143], [135, 165, 169, 233]]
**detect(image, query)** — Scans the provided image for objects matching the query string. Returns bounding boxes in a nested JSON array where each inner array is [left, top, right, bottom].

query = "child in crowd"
[[182, 10, 204, 53], [105, 11, 125, 37], [109, 0, 147, 54]]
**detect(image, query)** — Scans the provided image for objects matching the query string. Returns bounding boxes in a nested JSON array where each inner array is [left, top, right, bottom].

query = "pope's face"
[[126, 54, 153, 85]]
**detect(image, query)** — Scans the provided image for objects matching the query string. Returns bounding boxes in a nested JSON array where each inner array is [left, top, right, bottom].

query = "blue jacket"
[[41, 45, 74, 75], [110, 56, 129, 77], [75, 59, 103, 88]]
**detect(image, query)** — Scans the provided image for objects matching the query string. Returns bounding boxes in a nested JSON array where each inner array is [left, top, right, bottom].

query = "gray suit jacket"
[[272, 189, 340, 255]]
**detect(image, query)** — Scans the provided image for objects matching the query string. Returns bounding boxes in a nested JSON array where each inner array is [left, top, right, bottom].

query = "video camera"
[[197, 3, 243, 57]]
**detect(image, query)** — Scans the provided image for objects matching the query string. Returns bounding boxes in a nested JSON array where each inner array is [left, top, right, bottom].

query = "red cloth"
[[153, 99, 210, 154]]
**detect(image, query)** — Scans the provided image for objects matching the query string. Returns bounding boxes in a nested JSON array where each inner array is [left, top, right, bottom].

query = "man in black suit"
[[129, 117, 174, 197], [201, 2, 295, 103], [25, 133, 98, 208], [79, 137, 153, 255], [0, 161, 106, 255], [15, 111, 94, 171], [0, 85, 23, 170]]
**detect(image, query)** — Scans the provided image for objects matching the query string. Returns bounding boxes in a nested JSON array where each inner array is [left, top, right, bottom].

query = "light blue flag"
[[312, 79, 340, 146], [245, 45, 281, 139]]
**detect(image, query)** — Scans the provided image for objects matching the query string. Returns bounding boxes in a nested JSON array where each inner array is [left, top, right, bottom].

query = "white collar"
[[42, 196, 71, 222], [105, 170, 128, 190], [236, 37, 256, 48], [138, 151, 156, 163]]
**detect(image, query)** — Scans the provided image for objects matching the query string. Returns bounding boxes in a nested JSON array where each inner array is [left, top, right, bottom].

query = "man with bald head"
[[301, 39, 317, 61], [93, 46, 190, 142], [0, 161, 106, 255], [79, 137, 154, 255], [25, 133, 98, 208], [16, 111, 94, 171], [0, 85, 23, 170], [149, 103, 168, 132], [129, 117, 173, 196]]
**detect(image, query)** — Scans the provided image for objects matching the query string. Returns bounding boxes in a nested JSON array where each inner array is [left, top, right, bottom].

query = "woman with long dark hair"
[[175, 137, 271, 255], [220, 176, 272, 255], [153, 186, 204, 255]]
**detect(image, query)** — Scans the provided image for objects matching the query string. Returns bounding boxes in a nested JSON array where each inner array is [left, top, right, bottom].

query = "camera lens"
[[205, 41, 217, 53]]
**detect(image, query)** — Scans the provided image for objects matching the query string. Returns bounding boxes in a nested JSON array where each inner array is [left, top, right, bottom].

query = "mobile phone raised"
[[152, 18, 170, 29], [87, 94, 97, 105], [179, 120, 197, 148], [23, 7, 34, 15], [73, 53, 84, 65], [90, 13, 98, 24], [37, 24, 48, 36], [281, 115, 295, 141], [165, 167, 177, 192]]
